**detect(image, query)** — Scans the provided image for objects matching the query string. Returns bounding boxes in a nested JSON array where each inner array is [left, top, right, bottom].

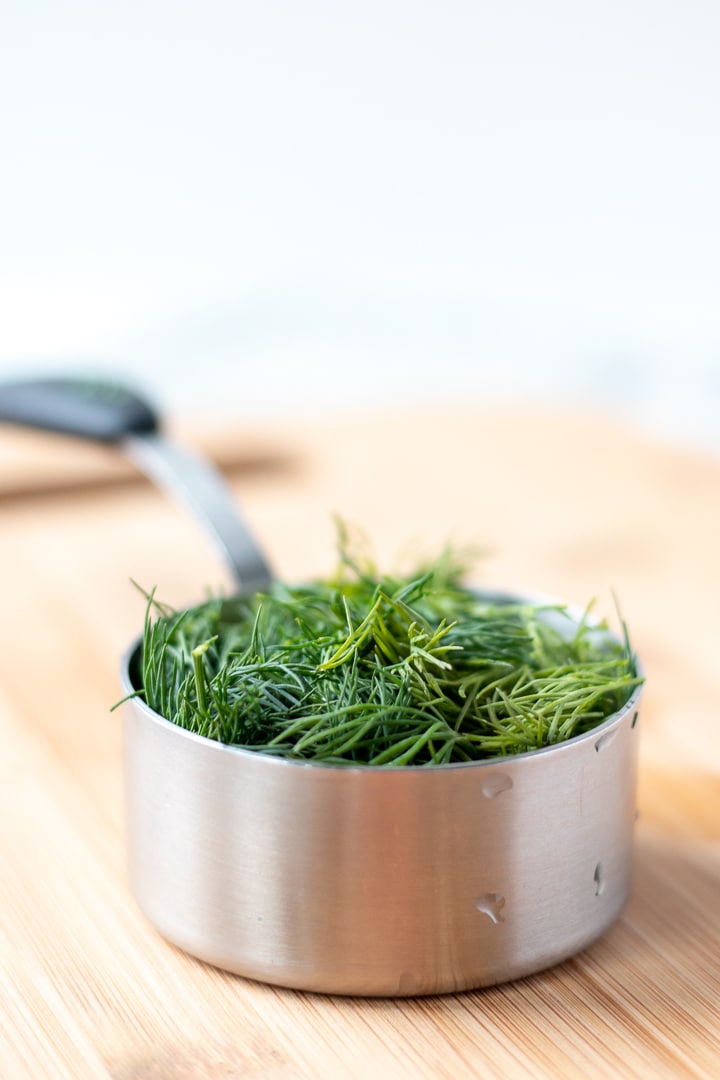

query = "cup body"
[[121, 592, 642, 995]]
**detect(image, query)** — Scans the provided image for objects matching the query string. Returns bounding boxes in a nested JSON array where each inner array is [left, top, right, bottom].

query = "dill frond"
[[128, 536, 642, 766]]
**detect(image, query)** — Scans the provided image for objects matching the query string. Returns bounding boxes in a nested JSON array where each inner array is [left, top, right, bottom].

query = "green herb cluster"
[[128, 543, 641, 766]]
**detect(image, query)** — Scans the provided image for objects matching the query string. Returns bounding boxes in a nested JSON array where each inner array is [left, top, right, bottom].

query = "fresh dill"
[[124, 538, 642, 766]]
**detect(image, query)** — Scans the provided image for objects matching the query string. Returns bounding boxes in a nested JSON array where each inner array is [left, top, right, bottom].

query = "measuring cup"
[[1, 376, 643, 995]]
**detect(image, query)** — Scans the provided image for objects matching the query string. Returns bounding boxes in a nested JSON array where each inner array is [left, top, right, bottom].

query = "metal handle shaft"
[[0, 375, 274, 593], [124, 432, 273, 594]]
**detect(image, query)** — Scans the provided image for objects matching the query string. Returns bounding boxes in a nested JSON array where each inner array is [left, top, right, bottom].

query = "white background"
[[1, 1, 719, 452]]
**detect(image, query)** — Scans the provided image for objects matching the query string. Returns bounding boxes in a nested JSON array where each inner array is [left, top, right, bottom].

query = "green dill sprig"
[[124, 541, 642, 766]]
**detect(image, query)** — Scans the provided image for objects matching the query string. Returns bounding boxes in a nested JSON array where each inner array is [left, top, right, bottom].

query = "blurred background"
[[1, 0, 718, 454]]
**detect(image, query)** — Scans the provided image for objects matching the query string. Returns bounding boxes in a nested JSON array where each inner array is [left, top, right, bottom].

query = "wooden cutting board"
[[0, 404, 718, 1079]]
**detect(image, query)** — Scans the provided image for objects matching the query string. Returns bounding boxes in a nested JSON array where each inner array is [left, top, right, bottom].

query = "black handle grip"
[[0, 377, 159, 443]]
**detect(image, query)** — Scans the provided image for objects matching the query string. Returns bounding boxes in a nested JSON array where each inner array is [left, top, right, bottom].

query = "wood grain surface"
[[0, 405, 718, 1079]]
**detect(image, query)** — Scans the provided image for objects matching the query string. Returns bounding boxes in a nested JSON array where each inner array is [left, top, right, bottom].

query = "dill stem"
[[191, 636, 217, 718]]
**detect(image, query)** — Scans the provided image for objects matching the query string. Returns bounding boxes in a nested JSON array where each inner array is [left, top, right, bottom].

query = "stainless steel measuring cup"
[[120, 610, 642, 996], [1, 376, 643, 995]]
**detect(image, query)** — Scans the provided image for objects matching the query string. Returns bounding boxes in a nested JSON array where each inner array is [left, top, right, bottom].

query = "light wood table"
[[1, 405, 718, 1079]]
